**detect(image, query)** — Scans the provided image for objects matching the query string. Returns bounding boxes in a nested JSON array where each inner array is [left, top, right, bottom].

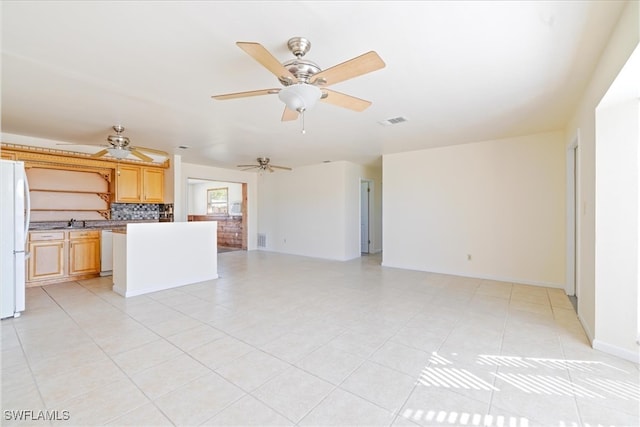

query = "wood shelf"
[[31, 208, 108, 212], [30, 208, 111, 219], [30, 189, 111, 195]]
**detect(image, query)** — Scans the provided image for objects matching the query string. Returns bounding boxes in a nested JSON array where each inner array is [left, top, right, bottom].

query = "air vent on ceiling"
[[378, 116, 408, 126]]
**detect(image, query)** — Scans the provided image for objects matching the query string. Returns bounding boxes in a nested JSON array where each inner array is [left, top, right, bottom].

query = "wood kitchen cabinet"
[[27, 231, 66, 282], [69, 230, 101, 276], [27, 229, 102, 286], [142, 167, 164, 203], [114, 165, 142, 203], [114, 165, 164, 203]]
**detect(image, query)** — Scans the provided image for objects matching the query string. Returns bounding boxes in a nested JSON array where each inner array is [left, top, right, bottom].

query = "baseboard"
[[112, 275, 219, 298], [592, 339, 640, 364], [578, 314, 594, 344], [379, 261, 563, 288]]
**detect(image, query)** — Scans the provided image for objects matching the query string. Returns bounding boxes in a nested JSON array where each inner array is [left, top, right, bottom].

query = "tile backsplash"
[[111, 203, 159, 220]]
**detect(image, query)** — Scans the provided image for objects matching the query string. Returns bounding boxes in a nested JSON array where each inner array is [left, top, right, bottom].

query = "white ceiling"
[[1, 1, 626, 169]]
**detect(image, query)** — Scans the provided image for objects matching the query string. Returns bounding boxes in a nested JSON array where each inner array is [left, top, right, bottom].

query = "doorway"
[[186, 178, 247, 251], [566, 136, 580, 311], [360, 179, 372, 254]]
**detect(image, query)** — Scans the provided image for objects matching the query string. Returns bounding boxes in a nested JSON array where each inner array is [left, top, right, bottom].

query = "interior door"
[[360, 180, 370, 254]]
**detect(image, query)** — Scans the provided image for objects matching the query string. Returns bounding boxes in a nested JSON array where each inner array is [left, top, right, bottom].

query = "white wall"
[[383, 131, 566, 287], [178, 161, 257, 249], [565, 0, 639, 344], [594, 54, 640, 362], [257, 161, 381, 261]]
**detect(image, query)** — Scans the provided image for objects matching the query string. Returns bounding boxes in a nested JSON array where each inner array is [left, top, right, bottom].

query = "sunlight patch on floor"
[[402, 408, 529, 427], [493, 373, 604, 398], [419, 367, 499, 391]]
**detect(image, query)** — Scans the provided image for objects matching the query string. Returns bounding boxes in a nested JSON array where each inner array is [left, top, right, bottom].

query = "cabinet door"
[[28, 241, 65, 281], [116, 165, 142, 203], [69, 238, 101, 275], [142, 167, 164, 203]]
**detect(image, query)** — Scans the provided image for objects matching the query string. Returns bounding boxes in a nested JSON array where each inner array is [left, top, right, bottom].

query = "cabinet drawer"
[[30, 231, 65, 241], [69, 230, 100, 239]]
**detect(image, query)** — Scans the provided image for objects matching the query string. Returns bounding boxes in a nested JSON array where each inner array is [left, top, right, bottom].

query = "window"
[[207, 187, 228, 215]]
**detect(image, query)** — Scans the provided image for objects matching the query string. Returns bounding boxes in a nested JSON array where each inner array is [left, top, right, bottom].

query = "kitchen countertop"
[[29, 219, 161, 231]]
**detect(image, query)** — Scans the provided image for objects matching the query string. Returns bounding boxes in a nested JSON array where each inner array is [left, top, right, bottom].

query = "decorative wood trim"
[[1, 143, 170, 169], [97, 193, 110, 203]]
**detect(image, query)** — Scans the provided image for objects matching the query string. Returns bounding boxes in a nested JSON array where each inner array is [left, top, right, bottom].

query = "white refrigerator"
[[1, 159, 30, 319]]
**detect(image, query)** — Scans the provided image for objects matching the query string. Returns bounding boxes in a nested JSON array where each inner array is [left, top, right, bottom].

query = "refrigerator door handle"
[[23, 170, 31, 239]]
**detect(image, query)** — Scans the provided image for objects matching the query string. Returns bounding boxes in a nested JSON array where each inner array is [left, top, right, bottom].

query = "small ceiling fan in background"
[[92, 125, 168, 161], [57, 125, 168, 162], [237, 157, 292, 173], [212, 37, 385, 132]]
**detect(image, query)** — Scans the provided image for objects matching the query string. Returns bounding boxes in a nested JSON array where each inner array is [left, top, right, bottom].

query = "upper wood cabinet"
[[142, 167, 164, 203], [114, 165, 164, 203], [114, 165, 142, 203]]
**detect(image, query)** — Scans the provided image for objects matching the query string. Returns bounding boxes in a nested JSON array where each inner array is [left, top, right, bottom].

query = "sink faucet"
[[68, 218, 76, 227]]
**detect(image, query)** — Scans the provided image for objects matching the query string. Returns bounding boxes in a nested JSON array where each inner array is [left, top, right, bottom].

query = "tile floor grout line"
[[6, 253, 637, 426], [484, 280, 514, 419], [51, 278, 249, 426]]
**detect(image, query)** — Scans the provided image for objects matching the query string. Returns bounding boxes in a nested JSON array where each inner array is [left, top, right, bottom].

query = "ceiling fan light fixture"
[[107, 146, 130, 159], [278, 84, 321, 112]]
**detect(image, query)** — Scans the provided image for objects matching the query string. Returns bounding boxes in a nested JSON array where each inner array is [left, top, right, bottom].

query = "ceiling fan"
[[237, 157, 292, 173], [90, 125, 168, 162], [212, 37, 386, 130]]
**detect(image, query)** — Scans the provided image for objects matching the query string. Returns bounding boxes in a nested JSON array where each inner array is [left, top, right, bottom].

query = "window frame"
[[206, 187, 229, 215]]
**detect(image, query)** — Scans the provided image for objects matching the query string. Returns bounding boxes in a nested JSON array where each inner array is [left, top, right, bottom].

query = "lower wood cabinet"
[[27, 230, 101, 286], [69, 230, 101, 276], [28, 231, 65, 282]]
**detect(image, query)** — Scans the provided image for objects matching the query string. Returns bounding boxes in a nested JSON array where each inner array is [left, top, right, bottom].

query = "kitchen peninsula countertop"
[[112, 222, 218, 297], [29, 219, 161, 231]]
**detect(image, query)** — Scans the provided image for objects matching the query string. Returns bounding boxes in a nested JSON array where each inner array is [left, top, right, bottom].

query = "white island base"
[[112, 222, 218, 297]]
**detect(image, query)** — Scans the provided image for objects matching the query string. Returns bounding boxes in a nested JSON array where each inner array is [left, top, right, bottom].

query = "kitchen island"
[[112, 221, 217, 297]]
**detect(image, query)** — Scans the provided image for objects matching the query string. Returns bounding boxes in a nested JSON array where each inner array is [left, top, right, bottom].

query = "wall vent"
[[257, 233, 267, 248], [379, 116, 408, 126]]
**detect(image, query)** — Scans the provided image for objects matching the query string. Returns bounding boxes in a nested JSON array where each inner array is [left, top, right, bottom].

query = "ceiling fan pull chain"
[[301, 110, 306, 134]]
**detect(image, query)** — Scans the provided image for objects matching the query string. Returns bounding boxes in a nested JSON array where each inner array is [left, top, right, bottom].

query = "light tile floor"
[[2, 252, 638, 427]]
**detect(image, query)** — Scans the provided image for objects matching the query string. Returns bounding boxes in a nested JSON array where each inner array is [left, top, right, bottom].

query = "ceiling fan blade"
[[237, 164, 259, 168], [130, 149, 153, 162], [91, 149, 109, 158], [239, 166, 260, 171], [281, 106, 299, 121], [311, 51, 385, 87], [131, 146, 169, 157], [236, 42, 298, 84], [267, 165, 275, 173], [212, 88, 280, 100], [320, 89, 372, 112], [57, 142, 105, 147], [270, 165, 293, 171]]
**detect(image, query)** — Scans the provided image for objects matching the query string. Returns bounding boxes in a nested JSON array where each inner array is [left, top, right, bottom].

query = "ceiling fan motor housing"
[[280, 59, 321, 85], [107, 125, 130, 148], [278, 37, 319, 85]]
